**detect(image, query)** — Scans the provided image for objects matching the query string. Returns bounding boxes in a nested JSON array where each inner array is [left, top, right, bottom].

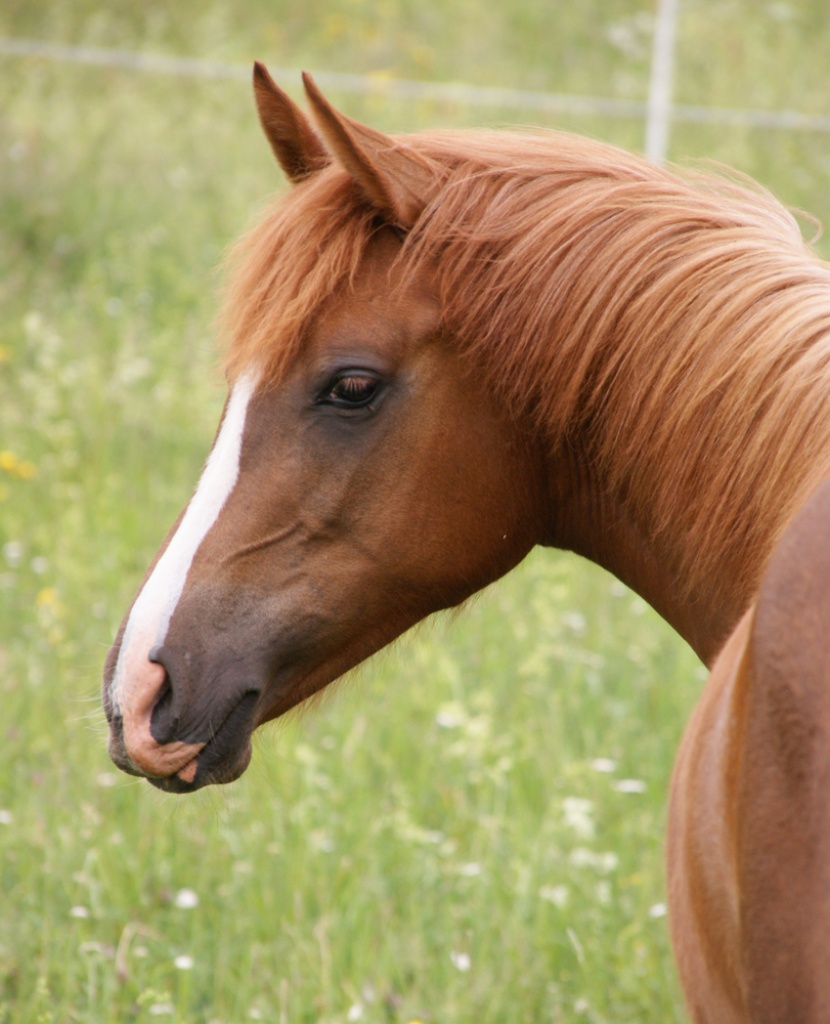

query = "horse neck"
[[546, 456, 748, 664], [540, 248, 830, 665], [412, 149, 830, 661]]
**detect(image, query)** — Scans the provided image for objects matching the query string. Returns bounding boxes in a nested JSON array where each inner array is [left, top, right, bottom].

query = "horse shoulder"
[[736, 475, 830, 1023], [668, 611, 752, 1024], [669, 475, 830, 1024]]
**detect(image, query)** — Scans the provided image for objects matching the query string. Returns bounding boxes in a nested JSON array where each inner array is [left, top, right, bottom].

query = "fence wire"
[[2, 36, 830, 135]]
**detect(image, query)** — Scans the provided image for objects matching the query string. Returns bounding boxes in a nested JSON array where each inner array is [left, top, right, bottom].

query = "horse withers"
[[103, 65, 830, 1023]]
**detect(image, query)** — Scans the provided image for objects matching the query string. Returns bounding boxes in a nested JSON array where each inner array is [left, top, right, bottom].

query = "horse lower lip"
[[108, 724, 147, 778], [177, 756, 199, 783], [149, 773, 199, 794], [108, 690, 260, 789], [148, 740, 252, 793]]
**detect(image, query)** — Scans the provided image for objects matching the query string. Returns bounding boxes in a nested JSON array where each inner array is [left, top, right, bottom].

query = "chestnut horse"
[[103, 64, 830, 1022]]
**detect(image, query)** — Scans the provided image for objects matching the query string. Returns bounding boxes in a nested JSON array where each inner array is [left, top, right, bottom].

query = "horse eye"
[[322, 373, 381, 409]]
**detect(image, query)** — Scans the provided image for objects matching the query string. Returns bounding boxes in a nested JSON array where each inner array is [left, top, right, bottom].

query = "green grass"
[[1, 2, 828, 1020]]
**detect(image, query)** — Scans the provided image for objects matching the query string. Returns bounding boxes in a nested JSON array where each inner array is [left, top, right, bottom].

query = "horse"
[[102, 63, 830, 1022]]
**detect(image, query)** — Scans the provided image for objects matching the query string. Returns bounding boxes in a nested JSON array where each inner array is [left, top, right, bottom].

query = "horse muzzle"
[[103, 640, 262, 793], [106, 696, 258, 793]]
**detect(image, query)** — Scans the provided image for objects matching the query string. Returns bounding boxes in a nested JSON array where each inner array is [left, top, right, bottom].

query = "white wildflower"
[[539, 884, 569, 907], [596, 880, 612, 904], [562, 611, 587, 635], [450, 951, 471, 972], [613, 779, 647, 794], [436, 702, 464, 728], [563, 796, 595, 839], [569, 848, 619, 873], [2, 542, 23, 567], [173, 888, 199, 909]]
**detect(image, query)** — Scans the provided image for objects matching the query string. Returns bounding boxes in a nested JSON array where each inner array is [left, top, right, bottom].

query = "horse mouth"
[[148, 739, 254, 793], [107, 690, 259, 794]]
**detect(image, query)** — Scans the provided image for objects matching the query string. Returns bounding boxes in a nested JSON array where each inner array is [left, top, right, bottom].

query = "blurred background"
[[1, 2, 828, 1021]]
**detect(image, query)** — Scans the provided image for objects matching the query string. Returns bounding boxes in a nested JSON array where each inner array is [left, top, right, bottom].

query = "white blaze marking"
[[111, 371, 258, 715]]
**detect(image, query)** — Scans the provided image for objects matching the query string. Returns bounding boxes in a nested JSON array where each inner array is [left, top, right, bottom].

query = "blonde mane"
[[221, 128, 830, 603]]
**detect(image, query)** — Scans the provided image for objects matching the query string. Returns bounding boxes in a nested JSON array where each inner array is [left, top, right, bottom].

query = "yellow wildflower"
[[36, 588, 59, 608], [0, 450, 37, 478]]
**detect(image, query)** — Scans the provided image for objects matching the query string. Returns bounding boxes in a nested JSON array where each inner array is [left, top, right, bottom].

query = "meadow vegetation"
[[1, 1, 829, 1020]]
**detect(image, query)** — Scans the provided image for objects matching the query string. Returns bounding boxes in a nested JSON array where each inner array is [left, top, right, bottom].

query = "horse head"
[[102, 66, 551, 792]]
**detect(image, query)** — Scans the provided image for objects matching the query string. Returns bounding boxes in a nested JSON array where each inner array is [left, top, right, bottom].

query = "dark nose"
[[146, 646, 191, 745]]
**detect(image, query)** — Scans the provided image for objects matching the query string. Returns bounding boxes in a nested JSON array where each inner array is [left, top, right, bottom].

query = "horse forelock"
[[220, 127, 830, 606], [220, 168, 382, 387]]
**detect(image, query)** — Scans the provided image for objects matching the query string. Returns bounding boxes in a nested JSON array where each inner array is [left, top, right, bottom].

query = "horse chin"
[[147, 740, 254, 794], [106, 690, 258, 794]]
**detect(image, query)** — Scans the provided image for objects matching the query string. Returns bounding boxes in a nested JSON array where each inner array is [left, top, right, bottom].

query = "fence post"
[[645, 0, 680, 164]]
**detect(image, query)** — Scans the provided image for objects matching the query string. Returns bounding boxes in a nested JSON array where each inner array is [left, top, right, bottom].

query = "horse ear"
[[253, 62, 328, 182], [301, 71, 437, 229]]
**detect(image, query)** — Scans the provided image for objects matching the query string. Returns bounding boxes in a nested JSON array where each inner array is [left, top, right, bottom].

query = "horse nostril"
[[148, 649, 178, 745]]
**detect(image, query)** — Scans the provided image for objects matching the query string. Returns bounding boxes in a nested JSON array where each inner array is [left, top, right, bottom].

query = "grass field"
[[1, 2, 829, 1021]]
